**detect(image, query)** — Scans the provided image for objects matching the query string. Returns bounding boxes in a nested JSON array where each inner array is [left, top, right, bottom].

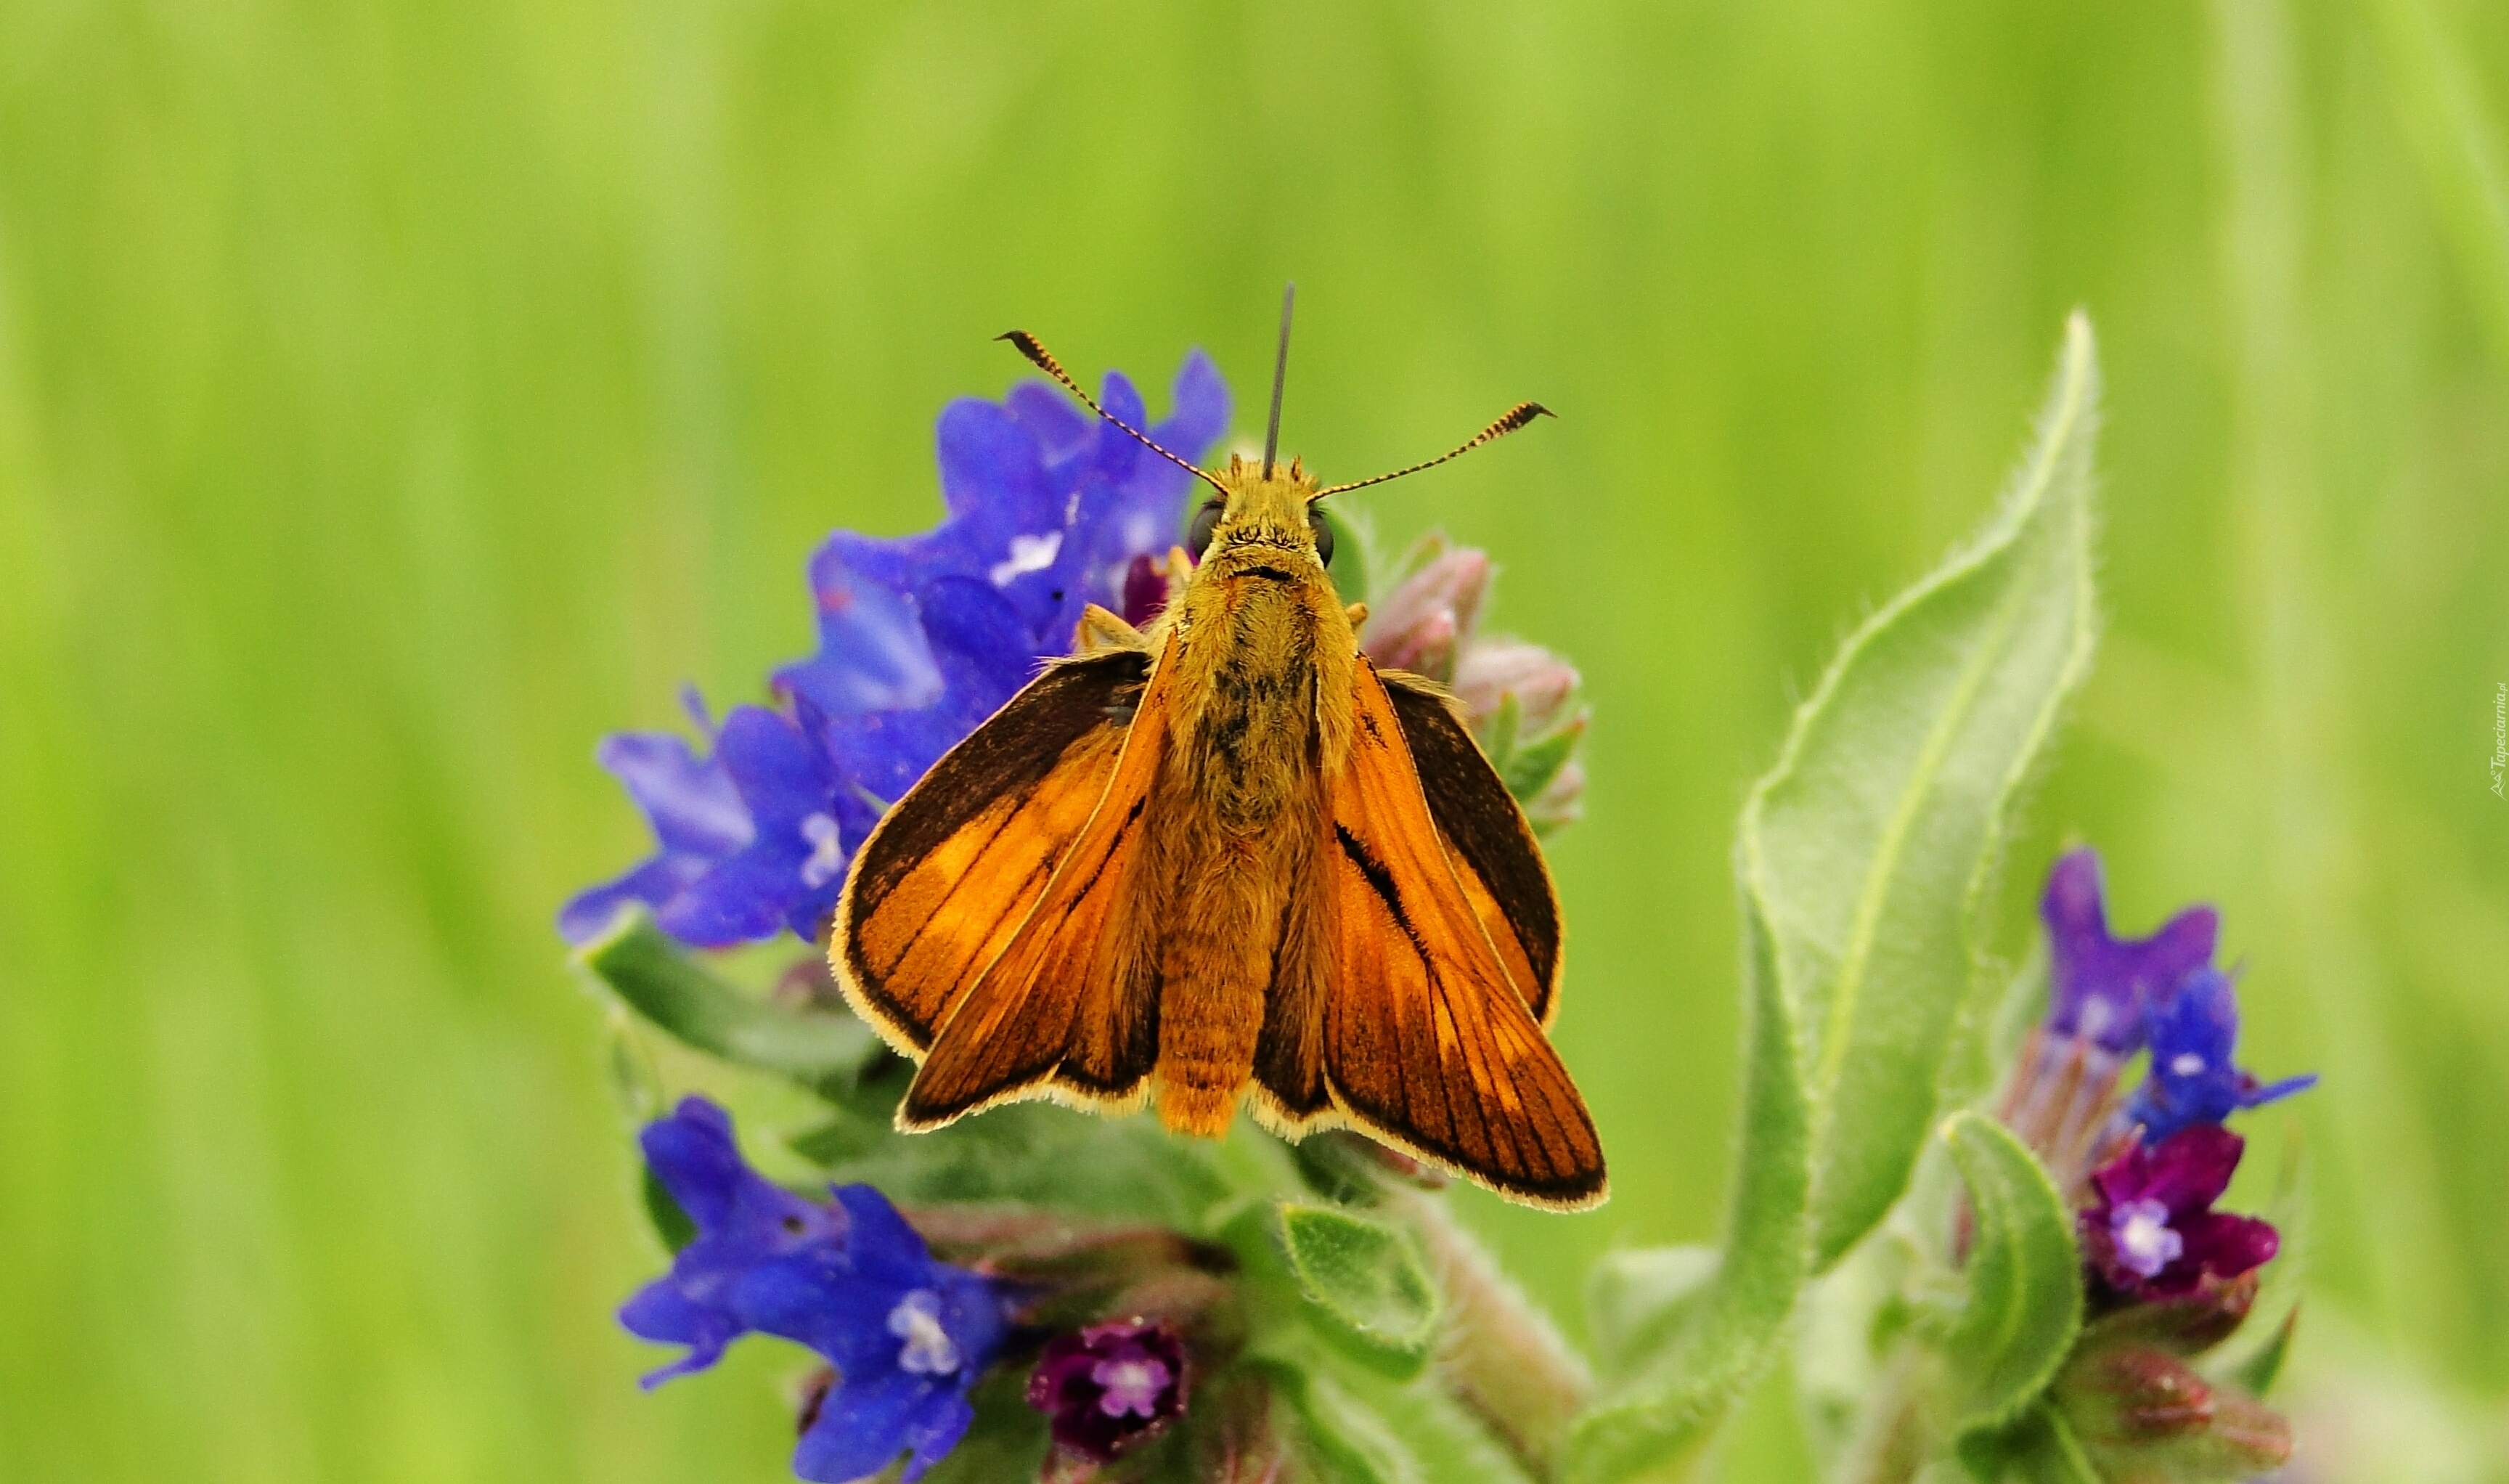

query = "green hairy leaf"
[[1584, 1246, 1718, 1377], [1741, 314, 2102, 1270], [1501, 717, 1583, 803], [1564, 319, 2102, 1482], [1957, 1402, 2103, 1484], [1278, 1204, 1440, 1373], [576, 908, 880, 1087], [1939, 1112, 2083, 1435], [1562, 906, 1814, 1483]]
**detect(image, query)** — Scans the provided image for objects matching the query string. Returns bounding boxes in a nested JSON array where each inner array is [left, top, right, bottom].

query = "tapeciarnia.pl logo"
[[2493, 682, 2506, 799]]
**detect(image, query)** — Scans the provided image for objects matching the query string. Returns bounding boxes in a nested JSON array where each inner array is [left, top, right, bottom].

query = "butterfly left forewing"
[[896, 645, 1180, 1129], [836, 645, 1150, 1054], [1266, 657, 1606, 1210]]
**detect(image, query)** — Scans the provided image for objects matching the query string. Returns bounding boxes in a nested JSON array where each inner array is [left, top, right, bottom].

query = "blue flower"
[[617, 1096, 846, 1385], [620, 1097, 1013, 1484], [774, 352, 1228, 807], [2125, 966, 2317, 1142], [563, 353, 1228, 949], [558, 694, 879, 947], [2040, 847, 2219, 1055], [556, 690, 753, 947], [744, 1187, 1011, 1484]]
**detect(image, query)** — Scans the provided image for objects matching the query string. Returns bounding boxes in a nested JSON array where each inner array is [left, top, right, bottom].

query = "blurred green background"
[[2, 0, 2505, 1478]]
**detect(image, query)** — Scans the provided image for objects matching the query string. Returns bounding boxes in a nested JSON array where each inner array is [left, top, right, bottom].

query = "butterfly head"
[[1186, 454, 1335, 579]]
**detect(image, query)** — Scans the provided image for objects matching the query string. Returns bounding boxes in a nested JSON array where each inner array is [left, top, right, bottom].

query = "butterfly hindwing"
[[834, 647, 1149, 1055], [1377, 670, 1564, 1024], [1297, 658, 1606, 1210], [892, 645, 1179, 1128]]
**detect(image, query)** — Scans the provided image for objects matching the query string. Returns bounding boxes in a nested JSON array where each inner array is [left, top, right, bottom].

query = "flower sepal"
[[2047, 1338, 2293, 1483], [2077, 1270, 2261, 1361]]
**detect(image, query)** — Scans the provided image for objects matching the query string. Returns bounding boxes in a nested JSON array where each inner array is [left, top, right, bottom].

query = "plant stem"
[[1392, 1191, 1594, 1477]]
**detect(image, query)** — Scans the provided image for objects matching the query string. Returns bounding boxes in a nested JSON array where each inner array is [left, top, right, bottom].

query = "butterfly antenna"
[[998, 331, 1228, 496], [1262, 283, 1294, 478], [1315, 401, 1555, 496]]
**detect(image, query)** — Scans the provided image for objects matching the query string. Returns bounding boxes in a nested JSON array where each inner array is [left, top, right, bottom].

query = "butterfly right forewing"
[[1376, 669, 1564, 1024], [1285, 658, 1606, 1211]]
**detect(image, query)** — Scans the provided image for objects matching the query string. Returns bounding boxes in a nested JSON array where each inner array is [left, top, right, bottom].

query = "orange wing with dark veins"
[[889, 647, 1180, 1130], [1290, 658, 1606, 1210], [835, 648, 1146, 1056]]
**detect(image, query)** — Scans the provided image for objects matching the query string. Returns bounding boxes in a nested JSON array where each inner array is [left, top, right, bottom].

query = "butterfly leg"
[[1073, 603, 1149, 656]]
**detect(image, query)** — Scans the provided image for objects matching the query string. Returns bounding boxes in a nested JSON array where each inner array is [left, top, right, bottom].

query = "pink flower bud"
[[1453, 640, 1581, 737], [1363, 544, 1490, 682], [2057, 1344, 2293, 1477]]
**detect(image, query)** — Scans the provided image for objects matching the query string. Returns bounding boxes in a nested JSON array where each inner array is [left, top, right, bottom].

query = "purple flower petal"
[[1086, 370, 1151, 486], [2171, 1210, 2281, 1289], [556, 853, 715, 946], [732, 1249, 905, 1371], [937, 397, 1061, 539], [791, 1366, 955, 1484], [831, 1184, 941, 1289], [2041, 848, 2219, 1054], [599, 732, 753, 856], [1006, 381, 1090, 457], [2142, 1123, 2246, 1217], [782, 543, 945, 715], [615, 1098, 847, 1381], [556, 725, 755, 945]]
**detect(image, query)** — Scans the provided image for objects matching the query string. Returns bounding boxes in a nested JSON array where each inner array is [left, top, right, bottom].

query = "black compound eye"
[[1307, 505, 1336, 568], [1187, 500, 1223, 559]]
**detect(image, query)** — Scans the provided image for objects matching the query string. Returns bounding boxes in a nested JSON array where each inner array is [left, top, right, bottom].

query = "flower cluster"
[[1978, 849, 2316, 1478], [622, 1098, 1014, 1483], [621, 1097, 1223, 1484], [560, 354, 1230, 950], [2007, 849, 2314, 1295]]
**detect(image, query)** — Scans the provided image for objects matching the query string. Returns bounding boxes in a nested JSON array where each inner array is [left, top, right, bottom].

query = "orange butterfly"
[[831, 296, 1605, 1210]]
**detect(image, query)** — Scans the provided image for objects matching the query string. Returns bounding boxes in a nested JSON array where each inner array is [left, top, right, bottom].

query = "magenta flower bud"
[[1027, 1320, 1190, 1464], [1363, 542, 1490, 682], [1453, 640, 1581, 737]]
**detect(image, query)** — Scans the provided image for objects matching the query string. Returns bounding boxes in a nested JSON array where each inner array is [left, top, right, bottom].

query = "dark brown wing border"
[[1377, 671, 1564, 1024]]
